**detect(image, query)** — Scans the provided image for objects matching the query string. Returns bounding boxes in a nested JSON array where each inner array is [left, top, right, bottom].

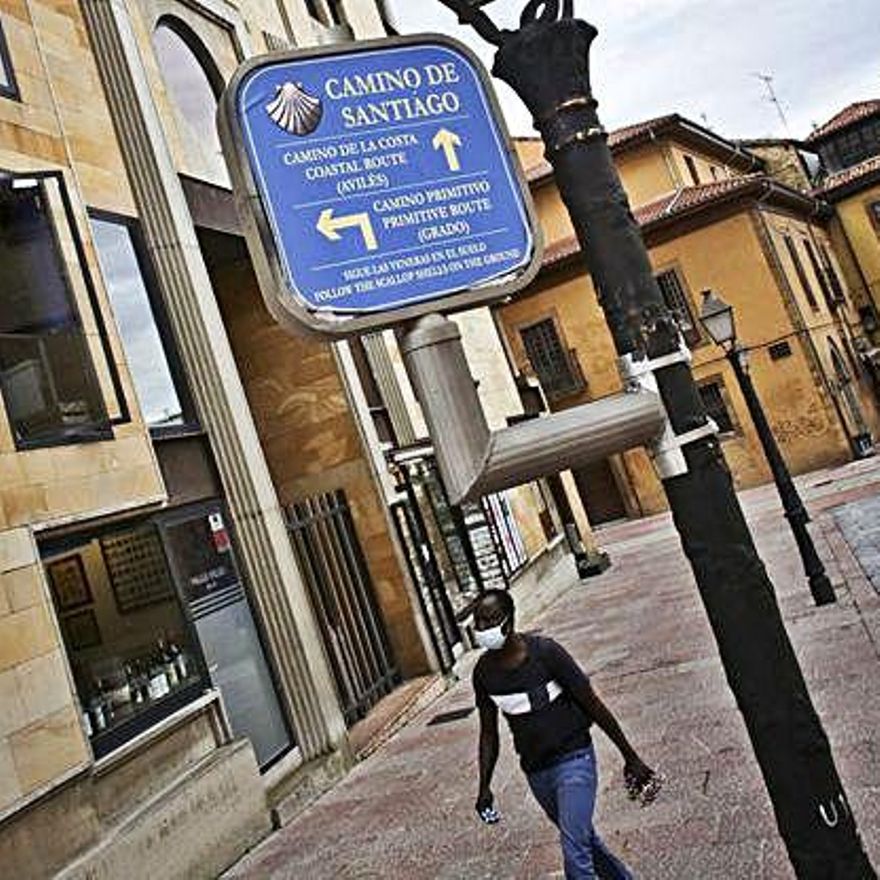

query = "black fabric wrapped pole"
[[438, 2, 875, 876]]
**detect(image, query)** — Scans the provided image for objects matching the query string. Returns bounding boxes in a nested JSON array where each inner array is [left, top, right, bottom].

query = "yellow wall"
[[498, 205, 864, 518], [668, 145, 733, 188], [616, 144, 678, 205], [833, 183, 880, 316]]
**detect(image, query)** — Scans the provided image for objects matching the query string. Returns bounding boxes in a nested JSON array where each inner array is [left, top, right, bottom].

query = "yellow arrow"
[[432, 128, 463, 172], [316, 208, 378, 252]]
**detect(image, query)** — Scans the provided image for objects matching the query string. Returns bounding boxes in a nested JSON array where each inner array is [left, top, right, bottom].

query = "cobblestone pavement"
[[224, 458, 880, 880]]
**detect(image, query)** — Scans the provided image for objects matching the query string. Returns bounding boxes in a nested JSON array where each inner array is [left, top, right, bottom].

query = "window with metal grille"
[[818, 243, 846, 304], [802, 237, 837, 311], [698, 380, 735, 434], [520, 318, 584, 402], [0, 18, 18, 100], [782, 235, 819, 311], [655, 268, 700, 345]]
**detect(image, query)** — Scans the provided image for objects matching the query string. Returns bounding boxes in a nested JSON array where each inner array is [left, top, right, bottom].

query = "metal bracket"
[[618, 343, 716, 479]]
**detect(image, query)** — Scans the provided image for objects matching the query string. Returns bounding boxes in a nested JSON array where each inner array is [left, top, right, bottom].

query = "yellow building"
[[498, 115, 879, 523], [803, 101, 880, 375]]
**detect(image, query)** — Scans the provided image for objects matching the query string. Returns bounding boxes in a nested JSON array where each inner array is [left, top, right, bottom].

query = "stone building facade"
[[0, 1, 440, 877], [0, 2, 585, 876]]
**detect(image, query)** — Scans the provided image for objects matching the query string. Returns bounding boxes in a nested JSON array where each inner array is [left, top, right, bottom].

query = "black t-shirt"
[[473, 634, 592, 773]]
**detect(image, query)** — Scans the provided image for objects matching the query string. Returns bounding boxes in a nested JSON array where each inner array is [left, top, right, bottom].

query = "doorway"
[[159, 502, 293, 768], [573, 459, 628, 526]]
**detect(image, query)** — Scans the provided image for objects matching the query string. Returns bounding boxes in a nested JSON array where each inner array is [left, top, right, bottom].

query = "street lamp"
[[698, 290, 836, 607], [436, 1, 874, 876]]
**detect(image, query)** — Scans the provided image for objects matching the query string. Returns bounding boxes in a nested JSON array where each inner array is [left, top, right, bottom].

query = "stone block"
[[1, 484, 50, 526], [16, 649, 76, 726], [0, 740, 22, 814], [0, 604, 57, 672], [3, 564, 43, 612], [9, 706, 88, 794], [58, 741, 270, 880], [0, 668, 27, 738], [20, 448, 54, 485], [0, 528, 35, 574]]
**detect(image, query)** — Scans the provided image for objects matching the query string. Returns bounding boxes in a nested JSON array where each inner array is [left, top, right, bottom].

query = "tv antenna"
[[753, 72, 790, 134]]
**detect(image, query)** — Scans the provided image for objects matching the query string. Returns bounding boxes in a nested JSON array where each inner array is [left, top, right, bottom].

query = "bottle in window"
[[147, 651, 170, 700], [156, 637, 176, 688], [88, 681, 108, 732], [169, 641, 188, 682]]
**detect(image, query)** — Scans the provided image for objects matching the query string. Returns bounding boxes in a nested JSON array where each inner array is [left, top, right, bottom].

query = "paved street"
[[224, 458, 880, 879]]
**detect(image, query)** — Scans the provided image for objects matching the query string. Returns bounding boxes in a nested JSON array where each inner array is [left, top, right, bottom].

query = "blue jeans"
[[527, 746, 633, 880]]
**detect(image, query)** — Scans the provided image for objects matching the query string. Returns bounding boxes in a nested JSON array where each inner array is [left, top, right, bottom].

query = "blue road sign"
[[227, 37, 538, 329]]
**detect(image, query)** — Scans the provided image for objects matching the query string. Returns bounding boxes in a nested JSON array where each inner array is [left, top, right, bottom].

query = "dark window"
[[859, 303, 879, 334], [819, 120, 880, 172], [709, 166, 720, 181], [768, 341, 792, 360], [655, 268, 700, 345], [802, 237, 836, 311], [684, 155, 700, 185], [0, 17, 19, 100], [350, 335, 396, 447], [782, 235, 819, 311], [818, 242, 846, 305], [304, 0, 322, 19], [698, 380, 735, 434], [326, 0, 346, 24], [520, 318, 585, 402], [0, 177, 112, 448], [89, 213, 195, 433], [868, 201, 880, 232]]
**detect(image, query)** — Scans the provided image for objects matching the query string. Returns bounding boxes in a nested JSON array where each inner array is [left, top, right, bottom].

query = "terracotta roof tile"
[[541, 176, 764, 269], [522, 113, 752, 184], [815, 154, 880, 197], [608, 114, 679, 149], [805, 100, 880, 144]]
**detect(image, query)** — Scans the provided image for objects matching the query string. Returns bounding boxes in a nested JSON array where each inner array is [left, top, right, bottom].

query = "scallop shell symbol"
[[266, 81, 323, 136]]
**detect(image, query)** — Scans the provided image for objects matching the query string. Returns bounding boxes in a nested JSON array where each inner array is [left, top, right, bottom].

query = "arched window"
[[152, 18, 228, 186]]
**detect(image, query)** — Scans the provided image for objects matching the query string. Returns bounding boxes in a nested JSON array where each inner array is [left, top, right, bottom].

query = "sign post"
[[219, 36, 541, 336]]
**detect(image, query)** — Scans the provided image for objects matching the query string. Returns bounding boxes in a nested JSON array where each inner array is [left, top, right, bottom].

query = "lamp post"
[[435, 1, 874, 876], [699, 289, 836, 606]]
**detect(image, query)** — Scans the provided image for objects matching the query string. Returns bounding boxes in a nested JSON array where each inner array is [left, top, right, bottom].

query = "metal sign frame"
[[217, 34, 543, 338]]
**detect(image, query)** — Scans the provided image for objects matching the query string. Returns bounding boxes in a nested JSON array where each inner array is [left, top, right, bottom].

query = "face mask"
[[474, 618, 508, 651]]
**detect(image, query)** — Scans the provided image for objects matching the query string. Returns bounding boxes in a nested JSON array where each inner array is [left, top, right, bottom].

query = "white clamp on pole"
[[618, 341, 718, 479]]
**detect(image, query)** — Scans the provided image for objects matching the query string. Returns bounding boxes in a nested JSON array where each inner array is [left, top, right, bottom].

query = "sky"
[[383, 0, 879, 142]]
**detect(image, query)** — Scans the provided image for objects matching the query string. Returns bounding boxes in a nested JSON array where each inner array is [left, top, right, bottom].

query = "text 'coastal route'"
[[236, 41, 535, 315]]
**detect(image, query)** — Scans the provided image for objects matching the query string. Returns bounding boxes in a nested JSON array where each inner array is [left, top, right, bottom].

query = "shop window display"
[[43, 522, 207, 758]]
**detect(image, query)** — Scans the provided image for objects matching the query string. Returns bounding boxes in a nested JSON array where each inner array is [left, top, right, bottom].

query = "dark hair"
[[475, 589, 514, 620]]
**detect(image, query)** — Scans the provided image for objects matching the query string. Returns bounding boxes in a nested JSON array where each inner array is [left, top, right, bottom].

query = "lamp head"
[[699, 288, 736, 349]]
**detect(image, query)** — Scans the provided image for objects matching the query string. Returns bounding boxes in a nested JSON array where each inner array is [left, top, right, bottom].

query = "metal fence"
[[286, 490, 400, 727]]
